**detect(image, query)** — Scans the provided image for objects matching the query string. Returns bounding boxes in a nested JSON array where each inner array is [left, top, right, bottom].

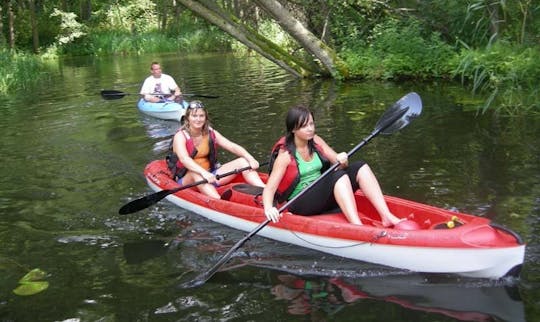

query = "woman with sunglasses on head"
[[262, 105, 403, 227], [170, 100, 265, 199]]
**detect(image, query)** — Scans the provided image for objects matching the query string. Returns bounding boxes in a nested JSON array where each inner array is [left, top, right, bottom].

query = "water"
[[0, 52, 539, 321]]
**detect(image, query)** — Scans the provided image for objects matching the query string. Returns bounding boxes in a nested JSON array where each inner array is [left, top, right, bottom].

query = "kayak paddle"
[[100, 89, 219, 100], [119, 162, 268, 215], [180, 92, 423, 288]]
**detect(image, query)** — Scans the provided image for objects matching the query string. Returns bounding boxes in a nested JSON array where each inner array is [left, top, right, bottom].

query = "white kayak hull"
[[137, 99, 188, 121]]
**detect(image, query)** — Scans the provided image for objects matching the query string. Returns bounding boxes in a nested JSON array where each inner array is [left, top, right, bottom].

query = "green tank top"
[[289, 151, 323, 199]]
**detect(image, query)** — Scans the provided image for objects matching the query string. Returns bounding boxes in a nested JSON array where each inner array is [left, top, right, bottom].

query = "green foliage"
[[0, 50, 47, 94], [463, 0, 539, 46], [50, 9, 87, 46], [452, 42, 540, 112], [57, 27, 230, 56], [258, 20, 296, 49], [340, 19, 455, 80], [50, 3, 231, 56], [93, 0, 158, 33], [328, 0, 388, 47]]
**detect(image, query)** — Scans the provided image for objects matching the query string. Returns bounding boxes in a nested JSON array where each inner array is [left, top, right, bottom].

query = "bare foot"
[[381, 213, 404, 227]]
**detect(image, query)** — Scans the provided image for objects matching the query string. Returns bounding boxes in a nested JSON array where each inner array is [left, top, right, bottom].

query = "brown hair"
[[182, 100, 211, 135]]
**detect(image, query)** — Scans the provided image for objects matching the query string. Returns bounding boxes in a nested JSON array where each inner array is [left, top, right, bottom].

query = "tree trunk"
[[0, 3, 4, 46], [178, 0, 322, 77], [486, 1, 499, 43], [8, 0, 15, 49], [254, 0, 347, 78], [29, 0, 39, 53], [173, 0, 182, 26], [80, 0, 91, 21], [159, 0, 168, 30]]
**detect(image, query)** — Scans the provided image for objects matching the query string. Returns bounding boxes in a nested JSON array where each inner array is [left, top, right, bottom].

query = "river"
[[1, 52, 539, 321]]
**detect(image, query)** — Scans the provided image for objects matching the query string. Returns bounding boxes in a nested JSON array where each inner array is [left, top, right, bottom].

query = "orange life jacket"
[[166, 129, 218, 180]]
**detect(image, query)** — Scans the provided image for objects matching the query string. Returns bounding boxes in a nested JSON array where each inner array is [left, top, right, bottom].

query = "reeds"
[[0, 50, 46, 95]]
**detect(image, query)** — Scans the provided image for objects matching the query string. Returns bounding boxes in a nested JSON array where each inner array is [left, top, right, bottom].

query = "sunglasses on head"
[[188, 101, 205, 109]]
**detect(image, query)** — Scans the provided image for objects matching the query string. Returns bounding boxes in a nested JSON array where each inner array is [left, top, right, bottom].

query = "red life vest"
[[167, 129, 218, 180], [269, 136, 330, 202]]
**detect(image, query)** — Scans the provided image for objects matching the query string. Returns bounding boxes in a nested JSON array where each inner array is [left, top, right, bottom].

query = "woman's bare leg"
[[217, 158, 265, 187], [182, 172, 220, 199], [356, 164, 402, 227], [334, 176, 363, 225]]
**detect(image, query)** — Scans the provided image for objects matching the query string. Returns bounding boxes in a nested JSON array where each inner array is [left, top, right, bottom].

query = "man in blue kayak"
[[140, 61, 183, 103]]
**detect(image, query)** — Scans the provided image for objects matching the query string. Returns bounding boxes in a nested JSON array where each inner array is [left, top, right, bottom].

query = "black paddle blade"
[[101, 90, 128, 100], [375, 92, 422, 135], [118, 189, 173, 215]]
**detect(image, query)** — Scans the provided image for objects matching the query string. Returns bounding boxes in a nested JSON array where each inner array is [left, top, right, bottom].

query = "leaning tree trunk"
[[177, 0, 323, 78], [254, 0, 347, 78]]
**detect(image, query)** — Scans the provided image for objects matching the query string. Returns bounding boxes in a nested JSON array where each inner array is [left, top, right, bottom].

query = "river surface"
[[1, 53, 539, 321]]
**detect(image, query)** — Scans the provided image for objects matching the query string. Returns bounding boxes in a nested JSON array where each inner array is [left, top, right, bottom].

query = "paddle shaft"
[[187, 106, 410, 286], [101, 90, 218, 99], [118, 162, 267, 215]]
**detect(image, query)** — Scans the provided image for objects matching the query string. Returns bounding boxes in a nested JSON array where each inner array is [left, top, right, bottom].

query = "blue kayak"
[[137, 99, 188, 121]]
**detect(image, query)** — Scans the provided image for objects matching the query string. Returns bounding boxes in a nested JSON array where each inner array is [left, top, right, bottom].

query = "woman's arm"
[[313, 134, 348, 166], [213, 129, 259, 169], [262, 150, 290, 222]]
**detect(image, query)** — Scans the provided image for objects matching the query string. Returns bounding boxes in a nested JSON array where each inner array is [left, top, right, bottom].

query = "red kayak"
[[143, 159, 525, 279]]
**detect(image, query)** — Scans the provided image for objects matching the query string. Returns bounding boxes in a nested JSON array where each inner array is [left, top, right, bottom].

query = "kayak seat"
[[220, 183, 264, 207]]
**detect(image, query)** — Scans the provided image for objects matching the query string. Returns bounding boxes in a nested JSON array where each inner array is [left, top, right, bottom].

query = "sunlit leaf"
[[13, 281, 49, 296], [19, 268, 47, 283]]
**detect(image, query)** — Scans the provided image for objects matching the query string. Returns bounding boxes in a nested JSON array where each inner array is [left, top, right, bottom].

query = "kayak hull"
[[143, 160, 525, 279], [137, 99, 188, 121]]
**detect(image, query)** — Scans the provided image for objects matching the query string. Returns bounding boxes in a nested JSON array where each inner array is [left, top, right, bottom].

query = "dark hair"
[[285, 105, 315, 154]]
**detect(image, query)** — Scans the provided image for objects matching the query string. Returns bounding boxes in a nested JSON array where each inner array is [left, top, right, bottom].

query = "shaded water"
[[1, 53, 539, 321]]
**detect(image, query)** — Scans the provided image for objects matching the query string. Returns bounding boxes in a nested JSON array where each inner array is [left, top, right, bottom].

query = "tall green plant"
[[0, 50, 46, 94], [464, 0, 538, 46], [452, 41, 540, 112]]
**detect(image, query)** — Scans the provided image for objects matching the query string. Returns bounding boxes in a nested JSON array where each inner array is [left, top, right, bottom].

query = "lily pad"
[[13, 268, 49, 296], [19, 268, 47, 283], [13, 281, 49, 296]]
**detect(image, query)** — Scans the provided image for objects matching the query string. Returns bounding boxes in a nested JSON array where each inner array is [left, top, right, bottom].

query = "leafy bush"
[[340, 19, 455, 80]]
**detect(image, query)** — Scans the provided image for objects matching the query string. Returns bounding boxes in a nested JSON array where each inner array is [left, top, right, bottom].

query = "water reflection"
[[271, 273, 524, 322]]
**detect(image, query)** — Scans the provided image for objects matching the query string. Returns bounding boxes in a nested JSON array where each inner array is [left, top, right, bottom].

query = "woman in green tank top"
[[289, 151, 323, 199], [263, 105, 403, 227]]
